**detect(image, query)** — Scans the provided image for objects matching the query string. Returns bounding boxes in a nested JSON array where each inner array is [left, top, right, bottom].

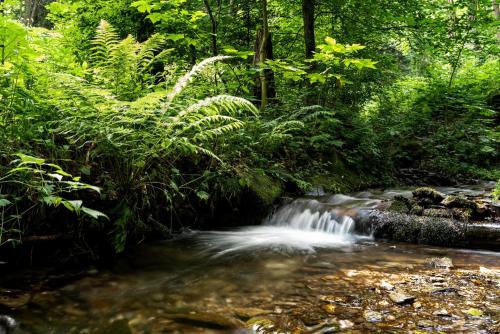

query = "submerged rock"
[[166, 312, 243, 329], [363, 310, 382, 322], [417, 319, 436, 328], [431, 287, 458, 295], [433, 309, 449, 317], [246, 316, 275, 332], [233, 307, 271, 320], [98, 319, 132, 334], [426, 257, 454, 269], [389, 291, 415, 305]]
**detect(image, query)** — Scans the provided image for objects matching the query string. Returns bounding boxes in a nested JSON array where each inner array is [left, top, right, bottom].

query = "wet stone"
[[363, 310, 382, 322], [426, 257, 454, 269], [233, 307, 271, 320], [246, 317, 274, 332], [389, 291, 415, 305], [417, 319, 436, 328], [379, 281, 394, 291], [165, 312, 242, 329], [339, 319, 354, 329], [433, 309, 449, 316], [431, 287, 458, 295]]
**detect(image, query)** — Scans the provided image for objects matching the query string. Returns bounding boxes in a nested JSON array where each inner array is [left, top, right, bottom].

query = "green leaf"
[[196, 190, 210, 201], [14, 153, 45, 165], [62, 200, 83, 212], [81, 206, 109, 220], [165, 34, 185, 42], [0, 199, 12, 207]]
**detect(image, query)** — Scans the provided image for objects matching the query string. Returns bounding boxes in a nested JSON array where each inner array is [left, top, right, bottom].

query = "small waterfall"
[[265, 199, 355, 235], [194, 199, 370, 256]]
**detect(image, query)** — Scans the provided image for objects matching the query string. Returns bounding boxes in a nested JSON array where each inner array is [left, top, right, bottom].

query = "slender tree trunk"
[[203, 0, 218, 56], [302, 0, 316, 59], [258, 0, 269, 111], [494, 0, 500, 43], [0, 0, 5, 65], [302, 0, 317, 105]]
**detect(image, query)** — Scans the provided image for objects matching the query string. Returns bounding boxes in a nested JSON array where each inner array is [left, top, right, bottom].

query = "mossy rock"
[[412, 187, 445, 204], [369, 211, 465, 246], [245, 171, 283, 206], [423, 208, 453, 219], [388, 195, 411, 213], [441, 195, 478, 210]]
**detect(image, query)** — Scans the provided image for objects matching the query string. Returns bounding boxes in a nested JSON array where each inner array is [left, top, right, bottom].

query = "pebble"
[[389, 291, 415, 305], [379, 281, 395, 291], [426, 257, 454, 269], [417, 319, 436, 328], [363, 310, 382, 322], [433, 309, 449, 316], [339, 319, 354, 329]]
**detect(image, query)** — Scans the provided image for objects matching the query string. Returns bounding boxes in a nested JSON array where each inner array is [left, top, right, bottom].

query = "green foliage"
[[365, 57, 499, 178], [1, 0, 499, 258], [493, 181, 500, 201], [0, 154, 105, 246]]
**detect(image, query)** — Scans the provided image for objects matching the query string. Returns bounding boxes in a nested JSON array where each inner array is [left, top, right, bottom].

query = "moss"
[[388, 199, 410, 214], [442, 195, 478, 210], [307, 159, 372, 193], [246, 171, 283, 206], [370, 211, 465, 247], [412, 187, 445, 204]]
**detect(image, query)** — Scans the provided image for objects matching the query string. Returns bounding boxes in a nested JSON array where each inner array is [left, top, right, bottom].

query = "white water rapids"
[[195, 198, 373, 256]]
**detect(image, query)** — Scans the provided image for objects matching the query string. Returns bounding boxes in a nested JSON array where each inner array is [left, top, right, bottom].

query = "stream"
[[1, 184, 499, 333]]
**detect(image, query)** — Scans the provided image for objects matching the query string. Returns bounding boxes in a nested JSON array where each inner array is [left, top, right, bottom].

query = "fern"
[[91, 20, 120, 66], [165, 55, 233, 104]]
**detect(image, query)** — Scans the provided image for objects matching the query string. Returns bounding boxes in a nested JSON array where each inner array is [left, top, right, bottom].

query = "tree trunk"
[[302, 0, 317, 105], [494, 0, 500, 43], [254, 0, 275, 111], [253, 29, 276, 110], [258, 0, 269, 111], [203, 0, 218, 56], [302, 0, 316, 59]]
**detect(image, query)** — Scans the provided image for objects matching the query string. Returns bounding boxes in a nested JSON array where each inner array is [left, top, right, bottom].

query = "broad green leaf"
[[81, 206, 109, 220], [14, 153, 45, 165], [62, 200, 83, 212], [165, 34, 185, 42], [196, 190, 210, 201], [0, 199, 12, 207]]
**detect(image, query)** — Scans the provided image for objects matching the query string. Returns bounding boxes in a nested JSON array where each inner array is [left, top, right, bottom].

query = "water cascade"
[[195, 198, 371, 255]]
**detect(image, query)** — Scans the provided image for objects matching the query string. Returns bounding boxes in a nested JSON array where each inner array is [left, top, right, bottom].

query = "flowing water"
[[1, 185, 499, 333]]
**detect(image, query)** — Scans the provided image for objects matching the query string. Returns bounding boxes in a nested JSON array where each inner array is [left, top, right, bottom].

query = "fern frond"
[[178, 95, 257, 120], [92, 20, 120, 66], [165, 56, 233, 104]]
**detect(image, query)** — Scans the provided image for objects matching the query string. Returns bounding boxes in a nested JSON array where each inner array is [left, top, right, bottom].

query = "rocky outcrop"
[[363, 186, 500, 250]]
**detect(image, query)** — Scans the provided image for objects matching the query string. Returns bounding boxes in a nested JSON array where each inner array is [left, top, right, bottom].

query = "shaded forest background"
[[0, 0, 499, 257]]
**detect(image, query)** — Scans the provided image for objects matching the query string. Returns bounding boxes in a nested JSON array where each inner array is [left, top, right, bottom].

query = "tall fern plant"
[[91, 20, 172, 100], [49, 21, 258, 251]]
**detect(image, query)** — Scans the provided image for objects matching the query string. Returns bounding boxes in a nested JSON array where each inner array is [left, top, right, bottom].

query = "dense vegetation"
[[0, 0, 498, 257]]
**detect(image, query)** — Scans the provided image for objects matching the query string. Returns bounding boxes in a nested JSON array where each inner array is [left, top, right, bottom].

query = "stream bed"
[[1, 185, 499, 333]]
